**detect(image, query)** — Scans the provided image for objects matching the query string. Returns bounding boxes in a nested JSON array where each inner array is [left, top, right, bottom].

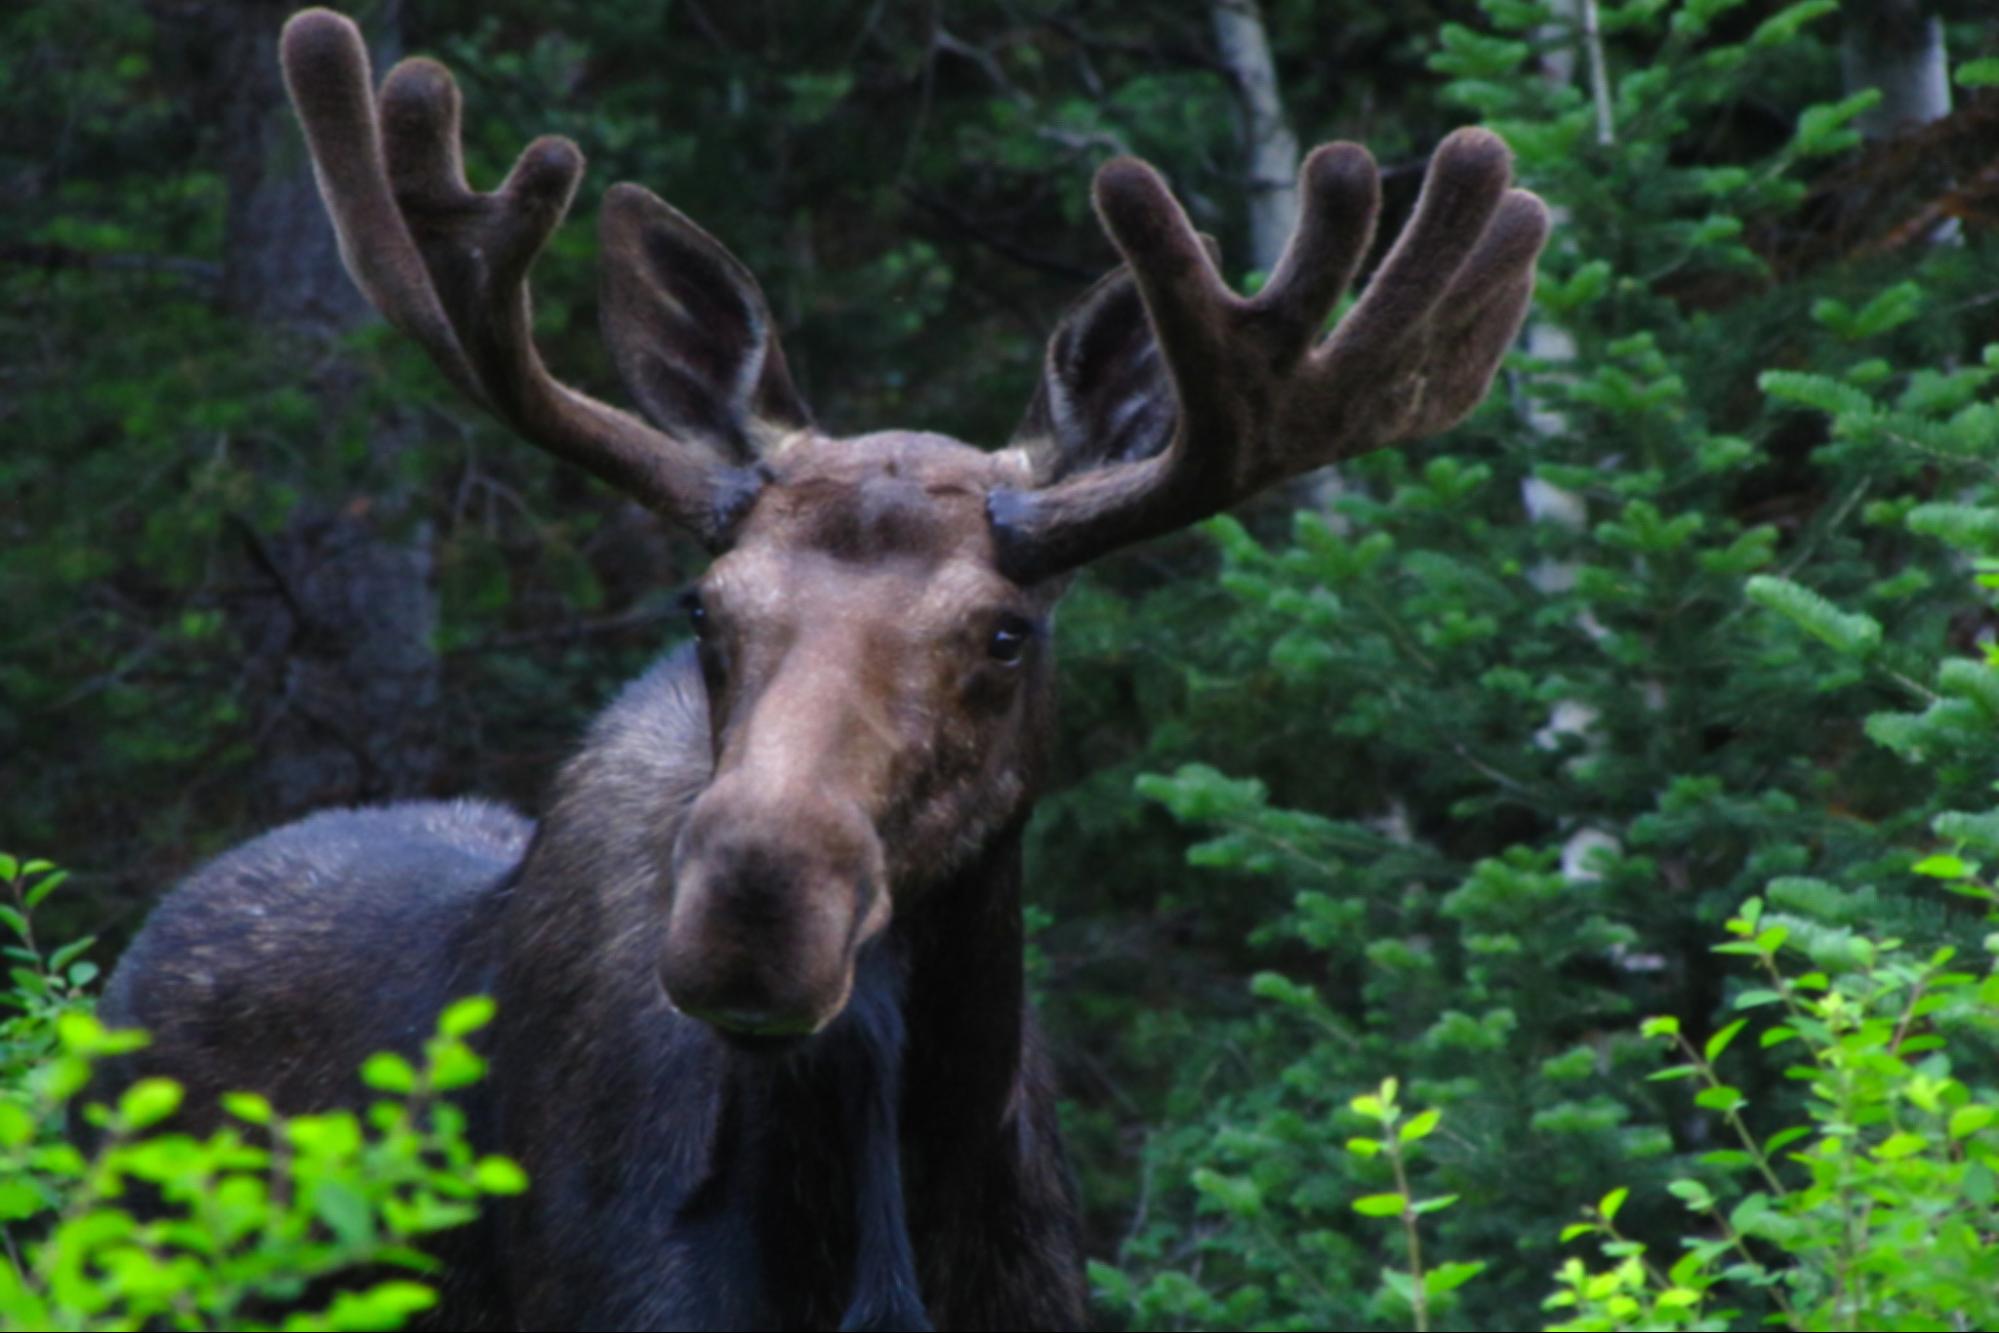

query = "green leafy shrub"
[[1550, 865, 1999, 1332], [1343, 1080, 1484, 1333], [0, 856, 524, 1331]]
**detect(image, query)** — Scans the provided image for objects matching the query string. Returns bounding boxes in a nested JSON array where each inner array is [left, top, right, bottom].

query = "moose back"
[[101, 8, 1548, 1330]]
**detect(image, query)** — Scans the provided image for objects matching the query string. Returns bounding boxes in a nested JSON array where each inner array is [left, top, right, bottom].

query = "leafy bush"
[[1179, 858, 1999, 1333], [1552, 858, 1999, 1331], [0, 856, 523, 1332]]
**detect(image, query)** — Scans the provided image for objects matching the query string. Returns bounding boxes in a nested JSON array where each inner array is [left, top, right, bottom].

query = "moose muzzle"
[[662, 780, 889, 1041]]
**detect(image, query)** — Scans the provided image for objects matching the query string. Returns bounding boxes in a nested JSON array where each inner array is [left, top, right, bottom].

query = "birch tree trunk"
[[1841, 0, 1957, 244], [1842, 1, 1953, 140], [1524, 0, 1625, 884], [1210, 0, 1299, 274], [1522, 0, 1586, 480]]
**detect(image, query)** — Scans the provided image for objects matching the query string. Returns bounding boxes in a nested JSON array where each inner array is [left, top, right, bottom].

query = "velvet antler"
[[991, 130, 1550, 583], [280, 9, 809, 546]]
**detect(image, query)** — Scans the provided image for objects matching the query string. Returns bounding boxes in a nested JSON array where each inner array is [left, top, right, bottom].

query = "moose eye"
[[680, 589, 709, 640], [988, 614, 1034, 665]]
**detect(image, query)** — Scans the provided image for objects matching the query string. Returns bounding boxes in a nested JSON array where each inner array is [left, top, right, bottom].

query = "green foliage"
[[1076, 0, 1999, 1328], [1549, 878, 1999, 1331], [0, 858, 522, 1331], [1344, 1080, 1482, 1333], [1745, 576, 1882, 658]]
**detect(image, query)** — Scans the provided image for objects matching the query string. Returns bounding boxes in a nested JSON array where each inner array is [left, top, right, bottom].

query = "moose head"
[[280, 9, 1548, 1045]]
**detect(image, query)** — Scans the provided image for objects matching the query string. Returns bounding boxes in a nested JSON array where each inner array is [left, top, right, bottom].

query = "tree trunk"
[[1209, 0, 1298, 275], [236, 512, 441, 815], [1842, 2, 1953, 141], [203, 0, 405, 330], [1522, 0, 1586, 474], [161, 0, 442, 821], [1841, 0, 1957, 244]]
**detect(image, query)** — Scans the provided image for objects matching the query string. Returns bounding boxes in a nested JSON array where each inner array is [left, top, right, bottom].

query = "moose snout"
[[662, 791, 889, 1042]]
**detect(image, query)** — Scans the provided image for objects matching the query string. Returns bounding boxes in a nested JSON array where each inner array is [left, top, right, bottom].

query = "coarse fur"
[[101, 10, 1549, 1330]]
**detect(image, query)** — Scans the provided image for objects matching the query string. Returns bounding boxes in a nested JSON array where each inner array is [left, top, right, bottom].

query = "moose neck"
[[891, 810, 1084, 1329], [894, 816, 1032, 1147]]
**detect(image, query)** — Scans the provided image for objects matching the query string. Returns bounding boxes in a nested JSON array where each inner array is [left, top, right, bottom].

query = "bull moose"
[[102, 8, 1549, 1329]]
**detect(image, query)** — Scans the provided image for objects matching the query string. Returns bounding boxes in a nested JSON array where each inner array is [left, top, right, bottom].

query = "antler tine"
[[279, 9, 757, 546], [281, 11, 476, 396], [1322, 129, 1513, 367], [375, 54, 584, 408], [1087, 160, 1237, 414], [1250, 142, 1383, 362], [989, 128, 1550, 585], [985, 162, 1270, 574], [1404, 188, 1550, 438]]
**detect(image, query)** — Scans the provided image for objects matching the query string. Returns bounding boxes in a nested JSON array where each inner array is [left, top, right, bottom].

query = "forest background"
[[5, 0, 1999, 1328]]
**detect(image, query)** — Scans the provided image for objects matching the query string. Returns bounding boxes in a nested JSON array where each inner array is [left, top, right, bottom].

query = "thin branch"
[[842, 0, 891, 64], [42, 632, 169, 713], [1035, 123, 1131, 158], [445, 606, 680, 656], [228, 513, 313, 630], [1031, 6, 1230, 78], [933, 27, 1032, 105], [900, 184, 1099, 280], [1863, 152, 1999, 257], [678, 0, 735, 54], [897, 0, 942, 184], [0, 243, 222, 289], [1387, 1136, 1430, 1333]]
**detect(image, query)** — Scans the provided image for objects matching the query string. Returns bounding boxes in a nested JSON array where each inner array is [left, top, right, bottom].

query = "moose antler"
[[279, 9, 800, 546], [990, 131, 1550, 583]]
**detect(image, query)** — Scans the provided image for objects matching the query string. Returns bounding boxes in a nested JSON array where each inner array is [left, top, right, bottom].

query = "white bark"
[[1526, 0, 1611, 810], [1523, 1, 1587, 477], [1561, 828, 1622, 885], [1842, 9, 1953, 139], [1581, 0, 1616, 147], [1843, 3, 1957, 243], [1210, 0, 1300, 274]]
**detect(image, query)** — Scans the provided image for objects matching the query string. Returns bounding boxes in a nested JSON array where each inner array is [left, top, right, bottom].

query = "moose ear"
[[1011, 255, 1208, 483], [600, 184, 813, 461]]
